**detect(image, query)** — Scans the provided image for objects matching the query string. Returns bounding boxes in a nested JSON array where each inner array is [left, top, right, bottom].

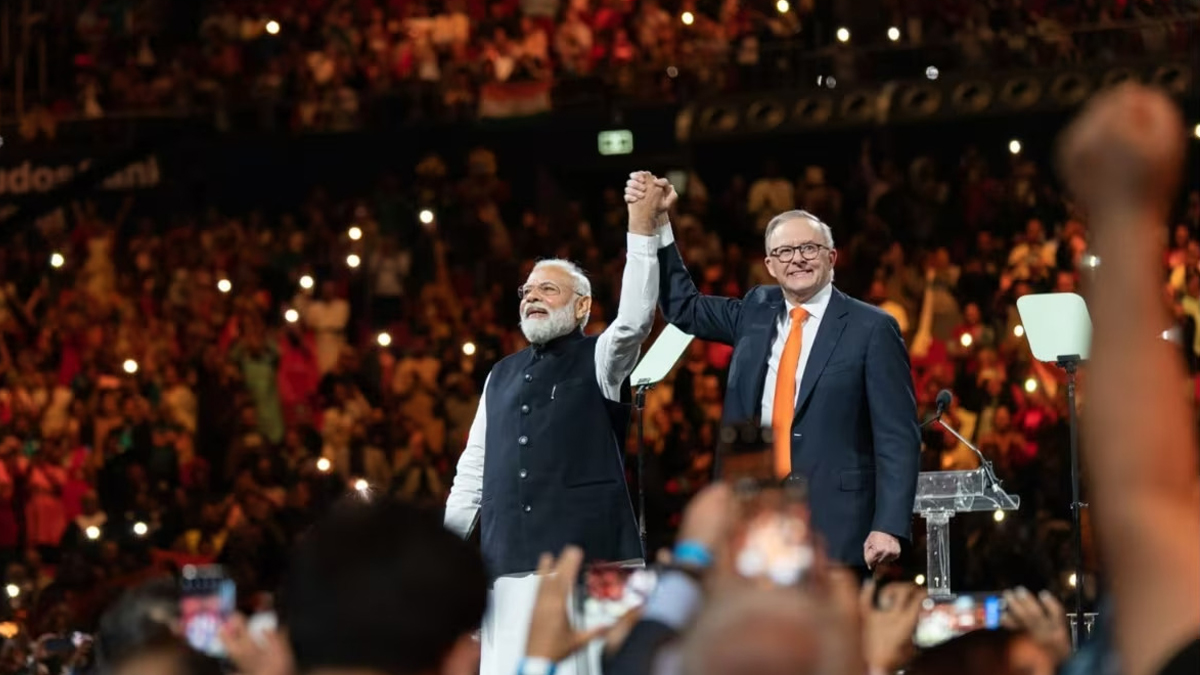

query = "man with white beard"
[[445, 176, 666, 675]]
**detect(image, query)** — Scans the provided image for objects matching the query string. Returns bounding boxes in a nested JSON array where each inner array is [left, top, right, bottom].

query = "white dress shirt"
[[444, 232, 660, 538], [759, 281, 833, 424]]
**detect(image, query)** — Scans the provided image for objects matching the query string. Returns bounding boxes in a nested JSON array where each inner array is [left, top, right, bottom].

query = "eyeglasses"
[[769, 243, 830, 263], [517, 282, 573, 300]]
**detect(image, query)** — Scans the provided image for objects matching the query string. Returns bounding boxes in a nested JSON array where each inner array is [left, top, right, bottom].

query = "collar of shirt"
[[783, 281, 833, 321]]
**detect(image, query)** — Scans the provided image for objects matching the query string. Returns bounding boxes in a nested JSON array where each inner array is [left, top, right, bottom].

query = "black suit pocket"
[[839, 469, 875, 491]]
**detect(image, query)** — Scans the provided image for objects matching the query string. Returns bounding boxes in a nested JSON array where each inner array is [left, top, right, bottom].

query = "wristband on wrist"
[[517, 657, 556, 675], [672, 540, 713, 569]]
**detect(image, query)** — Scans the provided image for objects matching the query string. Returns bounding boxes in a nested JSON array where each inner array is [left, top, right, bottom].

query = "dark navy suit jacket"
[[658, 239, 920, 566]]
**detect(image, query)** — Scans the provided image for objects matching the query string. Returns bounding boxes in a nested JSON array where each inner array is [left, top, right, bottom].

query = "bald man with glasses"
[[626, 174, 920, 574]]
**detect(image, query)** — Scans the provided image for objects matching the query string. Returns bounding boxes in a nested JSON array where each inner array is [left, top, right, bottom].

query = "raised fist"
[[625, 172, 678, 215], [1058, 83, 1186, 215]]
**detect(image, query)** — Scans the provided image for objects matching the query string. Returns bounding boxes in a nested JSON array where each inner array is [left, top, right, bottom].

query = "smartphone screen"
[[731, 489, 817, 587], [914, 593, 1006, 648], [578, 564, 657, 628], [180, 565, 236, 658]]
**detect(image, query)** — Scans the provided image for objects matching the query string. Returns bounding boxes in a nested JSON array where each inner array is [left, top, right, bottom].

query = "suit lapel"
[[742, 294, 783, 422], [794, 288, 849, 415]]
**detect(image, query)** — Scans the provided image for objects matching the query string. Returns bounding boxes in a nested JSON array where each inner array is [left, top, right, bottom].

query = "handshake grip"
[[625, 171, 677, 234]]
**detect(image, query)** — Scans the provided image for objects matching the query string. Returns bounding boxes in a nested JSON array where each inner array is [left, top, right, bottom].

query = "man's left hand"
[[863, 531, 901, 569]]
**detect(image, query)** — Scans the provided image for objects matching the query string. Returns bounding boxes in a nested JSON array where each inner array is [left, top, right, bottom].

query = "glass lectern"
[[913, 468, 1020, 598]]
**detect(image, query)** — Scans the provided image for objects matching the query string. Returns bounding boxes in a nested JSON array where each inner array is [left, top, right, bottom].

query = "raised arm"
[[624, 173, 742, 345], [595, 179, 663, 399], [444, 373, 490, 539], [1060, 84, 1199, 675]]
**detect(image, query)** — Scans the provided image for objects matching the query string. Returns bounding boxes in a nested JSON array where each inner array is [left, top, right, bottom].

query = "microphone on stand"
[[921, 389, 953, 427]]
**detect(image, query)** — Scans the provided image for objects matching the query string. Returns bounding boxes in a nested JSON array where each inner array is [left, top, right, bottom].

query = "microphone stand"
[[935, 417, 1003, 489]]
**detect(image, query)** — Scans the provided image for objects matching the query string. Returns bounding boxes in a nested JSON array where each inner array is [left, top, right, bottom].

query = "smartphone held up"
[[180, 565, 237, 658]]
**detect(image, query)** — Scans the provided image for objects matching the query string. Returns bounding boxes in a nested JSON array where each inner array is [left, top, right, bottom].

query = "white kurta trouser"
[[480, 571, 602, 675]]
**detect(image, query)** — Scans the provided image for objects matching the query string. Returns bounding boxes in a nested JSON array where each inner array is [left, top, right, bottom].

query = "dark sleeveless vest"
[[480, 330, 642, 578]]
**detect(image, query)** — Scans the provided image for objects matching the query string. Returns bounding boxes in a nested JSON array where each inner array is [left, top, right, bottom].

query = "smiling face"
[[518, 263, 591, 345], [763, 216, 837, 304]]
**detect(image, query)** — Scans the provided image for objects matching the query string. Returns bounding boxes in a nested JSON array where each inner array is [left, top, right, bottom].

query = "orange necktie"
[[773, 307, 808, 479]]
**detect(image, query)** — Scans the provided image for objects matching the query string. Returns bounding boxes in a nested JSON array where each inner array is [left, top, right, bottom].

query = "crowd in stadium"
[[2, 106, 1199, 658], [13, 0, 1194, 130]]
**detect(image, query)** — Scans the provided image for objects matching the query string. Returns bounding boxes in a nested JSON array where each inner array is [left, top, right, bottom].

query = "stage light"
[[85, 526, 101, 540], [284, 308, 299, 323], [348, 226, 362, 241], [960, 333, 973, 348], [926, 66, 939, 81], [418, 209, 435, 224], [299, 274, 314, 290], [1014, 325, 1025, 338], [265, 20, 280, 35], [1068, 573, 1077, 588], [123, 359, 138, 374], [353, 478, 369, 492], [993, 509, 1005, 522], [915, 574, 926, 585], [377, 332, 392, 347], [836, 27, 850, 43], [888, 26, 901, 41], [1024, 378, 1038, 393], [133, 521, 148, 536], [1082, 253, 1101, 269], [462, 341, 477, 356], [50, 252, 65, 268], [346, 254, 361, 268], [5, 585, 18, 598], [316, 457, 332, 473], [681, 11, 694, 25], [217, 278, 232, 293], [1194, 123, 1199, 140], [1009, 139, 1022, 155], [776, 0, 790, 13]]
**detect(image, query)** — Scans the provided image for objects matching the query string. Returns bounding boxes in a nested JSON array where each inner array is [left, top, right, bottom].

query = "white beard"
[[520, 302, 579, 345]]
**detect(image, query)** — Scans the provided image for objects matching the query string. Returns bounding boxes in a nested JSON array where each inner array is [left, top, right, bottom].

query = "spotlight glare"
[[418, 209, 435, 225], [1082, 253, 1101, 269], [462, 341, 477, 356], [217, 278, 232, 293], [776, 0, 790, 13], [353, 478, 369, 492], [888, 26, 901, 41], [993, 509, 1005, 522], [348, 226, 363, 241], [316, 457, 332, 473], [1024, 377, 1038, 393], [5, 584, 18, 598], [959, 333, 973, 348], [1014, 325, 1025, 338], [836, 27, 851, 43], [284, 308, 299, 323], [1068, 573, 1077, 588], [926, 65, 939, 80], [123, 359, 139, 374], [85, 526, 101, 540], [1194, 123, 1200, 140], [50, 252, 65, 268], [346, 253, 361, 268], [133, 521, 148, 536], [377, 332, 392, 347], [915, 574, 926, 585], [265, 20, 280, 35], [1009, 139, 1022, 155], [681, 11, 694, 25], [299, 275, 315, 290]]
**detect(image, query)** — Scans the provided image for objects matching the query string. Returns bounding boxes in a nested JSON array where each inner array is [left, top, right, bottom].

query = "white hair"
[[530, 259, 591, 328], [763, 210, 835, 251]]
